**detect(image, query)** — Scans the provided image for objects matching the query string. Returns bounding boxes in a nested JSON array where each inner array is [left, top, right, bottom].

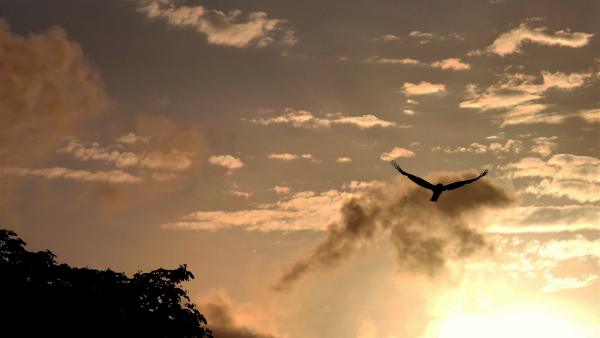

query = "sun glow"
[[436, 306, 588, 338]]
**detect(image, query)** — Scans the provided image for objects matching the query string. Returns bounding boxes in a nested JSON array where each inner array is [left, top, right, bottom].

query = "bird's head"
[[435, 183, 444, 189]]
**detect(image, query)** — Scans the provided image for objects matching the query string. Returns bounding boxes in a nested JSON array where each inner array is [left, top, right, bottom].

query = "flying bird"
[[390, 160, 488, 202]]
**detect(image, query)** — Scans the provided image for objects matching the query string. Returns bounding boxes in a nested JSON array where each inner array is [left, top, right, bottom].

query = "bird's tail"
[[430, 190, 442, 202]]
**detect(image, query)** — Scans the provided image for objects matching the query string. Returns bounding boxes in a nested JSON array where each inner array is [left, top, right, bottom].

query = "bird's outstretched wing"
[[390, 161, 436, 190], [443, 169, 488, 191]]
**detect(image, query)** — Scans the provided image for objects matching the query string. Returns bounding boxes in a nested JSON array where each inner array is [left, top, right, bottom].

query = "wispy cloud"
[[336, 157, 352, 163], [249, 109, 398, 129], [473, 20, 593, 56], [461, 71, 593, 126], [268, 153, 316, 162], [367, 56, 470, 70], [60, 140, 193, 171], [162, 189, 355, 232], [0, 166, 141, 184], [115, 132, 151, 145], [407, 30, 464, 44], [137, 0, 296, 48]]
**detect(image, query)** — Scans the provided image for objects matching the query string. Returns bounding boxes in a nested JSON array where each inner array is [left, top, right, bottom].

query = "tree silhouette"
[[0, 229, 213, 337]]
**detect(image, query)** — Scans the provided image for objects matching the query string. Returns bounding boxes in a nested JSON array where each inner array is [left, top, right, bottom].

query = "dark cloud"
[[202, 297, 280, 338], [0, 19, 109, 165], [275, 172, 515, 290]]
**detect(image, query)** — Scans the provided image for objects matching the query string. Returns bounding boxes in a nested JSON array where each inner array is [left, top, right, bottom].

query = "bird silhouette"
[[390, 160, 488, 202]]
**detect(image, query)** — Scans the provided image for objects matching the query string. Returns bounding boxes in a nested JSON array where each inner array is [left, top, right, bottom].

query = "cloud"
[[407, 31, 464, 44], [137, 0, 295, 48], [430, 58, 470, 70], [471, 233, 599, 294], [274, 172, 514, 290], [487, 204, 600, 233], [115, 132, 151, 144], [542, 274, 598, 293], [432, 139, 524, 155], [503, 154, 600, 202], [371, 34, 400, 42], [403, 109, 416, 115], [273, 186, 290, 194], [162, 189, 354, 232], [460, 86, 540, 111], [249, 109, 397, 129], [380, 147, 416, 161], [461, 71, 592, 123], [336, 157, 352, 163], [477, 21, 593, 56], [530, 137, 558, 157], [229, 190, 252, 198], [367, 56, 470, 70], [60, 140, 193, 171], [267, 153, 316, 162], [209, 155, 244, 172], [577, 108, 600, 123], [402, 81, 446, 95], [366, 56, 421, 65], [332, 114, 395, 129], [500, 104, 562, 126], [201, 291, 281, 338], [0, 20, 109, 164], [0, 166, 141, 184]]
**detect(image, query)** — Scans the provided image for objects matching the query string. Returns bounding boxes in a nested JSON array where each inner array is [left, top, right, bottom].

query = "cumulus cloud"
[[137, 0, 295, 48], [116, 132, 151, 144], [430, 58, 470, 70], [59, 140, 193, 171], [332, 114, 395, 129], [209, 155, 244, 173], [530, 137, 558, 157], [503, 154, 600, 202], [476, 21, 593, 56], [274, 172, 514, 290], [0, 166, 141, 184], [487, 204, 600, 233], [249, 109, 397, 129], [380, 147, 416, 161], [402, 81, 446, 95], [0, 20, 109, 164], [471, 233, 599, 294]]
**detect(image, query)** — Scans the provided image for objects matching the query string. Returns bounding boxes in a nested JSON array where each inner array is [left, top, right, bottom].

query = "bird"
[[390, 160, 488, 202]]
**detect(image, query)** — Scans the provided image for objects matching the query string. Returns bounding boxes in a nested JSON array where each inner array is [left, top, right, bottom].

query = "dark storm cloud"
[[275, 172, 515, 290]]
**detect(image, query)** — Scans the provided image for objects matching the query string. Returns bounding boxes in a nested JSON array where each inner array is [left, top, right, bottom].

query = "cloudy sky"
[[1, 0, 599, 337]]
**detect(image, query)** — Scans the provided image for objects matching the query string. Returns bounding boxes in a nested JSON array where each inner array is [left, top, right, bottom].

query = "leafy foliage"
[[0, 229, 212, 337]]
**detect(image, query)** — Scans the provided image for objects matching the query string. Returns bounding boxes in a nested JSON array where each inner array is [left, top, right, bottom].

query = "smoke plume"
[[275, 172, 514, 290]]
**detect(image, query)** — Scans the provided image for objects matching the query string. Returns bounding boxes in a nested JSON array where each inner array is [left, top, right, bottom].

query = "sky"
[[0, 0, 599, 337]]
